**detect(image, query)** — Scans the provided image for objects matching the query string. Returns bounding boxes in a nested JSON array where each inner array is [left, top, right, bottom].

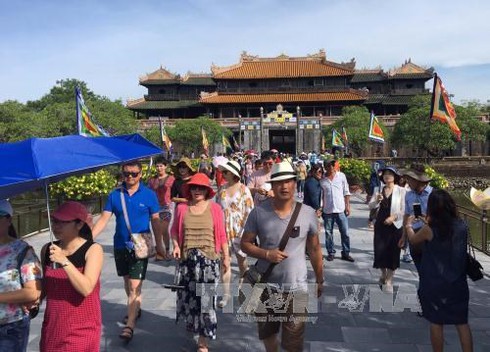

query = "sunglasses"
[[190, 185, 208, 192], [123, 171, 140, 178]]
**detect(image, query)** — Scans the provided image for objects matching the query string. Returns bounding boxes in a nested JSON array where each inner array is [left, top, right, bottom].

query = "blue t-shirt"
[[104, 183, 160, 249], [404, 185, 433, 231]]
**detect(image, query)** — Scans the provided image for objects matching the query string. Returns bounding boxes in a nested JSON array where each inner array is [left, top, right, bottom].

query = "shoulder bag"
[[120, 190, 156, 259], [238, 202, 302, 313], [466, 226, 484, 281]]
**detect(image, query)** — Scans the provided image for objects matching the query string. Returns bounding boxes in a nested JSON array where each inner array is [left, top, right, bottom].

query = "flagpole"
[[76, 87, 81, 135]]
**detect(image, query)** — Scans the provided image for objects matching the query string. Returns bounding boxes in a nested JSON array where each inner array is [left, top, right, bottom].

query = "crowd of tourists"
[[0, 149, 475, 352]]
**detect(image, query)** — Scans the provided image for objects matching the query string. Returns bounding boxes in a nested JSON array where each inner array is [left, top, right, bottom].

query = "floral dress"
[[216, 183, 254, 256], [0, 240, 42, 326]]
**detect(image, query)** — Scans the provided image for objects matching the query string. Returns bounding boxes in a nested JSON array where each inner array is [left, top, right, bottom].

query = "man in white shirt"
[[320, 157, 354, 262]]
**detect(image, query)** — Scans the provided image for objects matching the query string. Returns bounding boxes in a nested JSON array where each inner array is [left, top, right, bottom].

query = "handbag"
[[466, 227, 484, 281], [120, 190, 156, 259], [17, 245, 40, 319], [238, 202, 302, 313]]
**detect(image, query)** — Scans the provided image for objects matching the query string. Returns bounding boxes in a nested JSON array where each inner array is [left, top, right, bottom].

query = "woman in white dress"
[[216, 160, 254, 307]]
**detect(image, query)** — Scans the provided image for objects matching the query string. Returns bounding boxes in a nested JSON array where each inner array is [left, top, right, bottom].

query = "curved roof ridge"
[[139, 66, 179, 83]]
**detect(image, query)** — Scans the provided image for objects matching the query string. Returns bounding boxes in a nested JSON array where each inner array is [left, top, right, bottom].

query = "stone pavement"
[[24, 194, 490, 351]]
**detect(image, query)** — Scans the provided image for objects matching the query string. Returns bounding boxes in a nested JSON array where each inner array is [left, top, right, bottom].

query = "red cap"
[[51, 201, 93, 227]]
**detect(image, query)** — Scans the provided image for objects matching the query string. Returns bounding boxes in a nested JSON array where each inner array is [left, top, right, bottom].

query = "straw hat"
[[266, 162, 297, 183], [218, 160, 241, 178], [172, 157, 196, 173], [182, 173, 216, 199]]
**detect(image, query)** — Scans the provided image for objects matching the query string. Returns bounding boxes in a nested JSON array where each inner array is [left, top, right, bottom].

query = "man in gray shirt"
[[241, 161, 324, 352]]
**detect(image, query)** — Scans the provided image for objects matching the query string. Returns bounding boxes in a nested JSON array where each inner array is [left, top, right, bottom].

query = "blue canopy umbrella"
[[0, 133, 163, 243]]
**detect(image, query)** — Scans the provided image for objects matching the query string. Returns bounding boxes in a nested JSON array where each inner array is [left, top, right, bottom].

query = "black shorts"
[[114, 248, 148, 280]]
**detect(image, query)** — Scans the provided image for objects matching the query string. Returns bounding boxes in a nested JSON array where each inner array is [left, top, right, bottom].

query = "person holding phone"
[[400, 164, 433, 272]]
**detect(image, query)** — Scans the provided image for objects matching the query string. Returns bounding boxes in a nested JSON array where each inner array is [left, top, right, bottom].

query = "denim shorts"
[[0, 315, 30, 352]]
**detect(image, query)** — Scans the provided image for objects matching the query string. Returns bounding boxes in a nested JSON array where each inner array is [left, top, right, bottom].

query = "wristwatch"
[[61, 259, 71, 267]]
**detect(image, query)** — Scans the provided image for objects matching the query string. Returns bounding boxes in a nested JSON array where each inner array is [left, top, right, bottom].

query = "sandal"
[[218, 294, 230, 308], [119, 326, 134, 342], [155, 252, 166, 262], [122, 308, 141, 324]]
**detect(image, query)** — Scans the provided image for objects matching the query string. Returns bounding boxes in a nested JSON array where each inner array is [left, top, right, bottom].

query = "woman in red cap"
[[39, 201, 104, 352], [170, 173, 230, 352]]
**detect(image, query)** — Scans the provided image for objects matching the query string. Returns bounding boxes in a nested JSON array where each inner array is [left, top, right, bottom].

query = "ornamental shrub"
[[338, 158, 371, 186], [50, 169, 117, 200], [424, 165, 449, 189]]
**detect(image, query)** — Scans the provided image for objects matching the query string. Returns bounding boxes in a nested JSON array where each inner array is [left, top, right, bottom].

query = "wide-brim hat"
[[266, 161, 297, 183], [379, 166, 401, 183], [218, 160, 241, 178], [402, 168, 432, 183], [51, 201, 93, 227], [172, 157, 196, 173], [182, 173, 216, 199]]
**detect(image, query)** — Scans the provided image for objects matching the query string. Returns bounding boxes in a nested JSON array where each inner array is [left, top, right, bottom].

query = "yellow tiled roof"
[[212, 50, 355, 79], [139, 67, 179, 83], [200, 90, 366, 104]]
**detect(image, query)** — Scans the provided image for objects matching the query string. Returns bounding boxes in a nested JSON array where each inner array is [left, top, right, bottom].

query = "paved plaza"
[[25, 194, 490, 351]]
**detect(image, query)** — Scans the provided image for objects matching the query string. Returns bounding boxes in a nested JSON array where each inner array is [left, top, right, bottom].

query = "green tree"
[[0, 100, 50, 142], [392, 95, 489, 156], [23, 79, 136, 136], [322, 106, 389, 157], [170, 116, 228, 155]]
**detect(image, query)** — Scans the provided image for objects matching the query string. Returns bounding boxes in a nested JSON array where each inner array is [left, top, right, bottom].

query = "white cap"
[[0, 199, 13, 216]]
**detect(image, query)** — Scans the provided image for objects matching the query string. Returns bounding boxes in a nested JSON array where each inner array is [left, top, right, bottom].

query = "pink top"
[[148, 175, 175, 206], [170, 201, 227, 255]]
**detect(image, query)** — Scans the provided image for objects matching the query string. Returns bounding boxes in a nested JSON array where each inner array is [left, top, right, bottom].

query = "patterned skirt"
[[176, 248, 220, 339]]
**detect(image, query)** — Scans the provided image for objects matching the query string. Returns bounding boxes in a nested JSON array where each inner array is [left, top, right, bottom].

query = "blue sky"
[[1, 0, 489, 105]]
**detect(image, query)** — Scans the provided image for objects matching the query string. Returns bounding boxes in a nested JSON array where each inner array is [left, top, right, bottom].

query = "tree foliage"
[[322, 106, 389, 157], [168, 116, 230, 155], [392, 95, 489, 156], [0, 79, 136, 142]]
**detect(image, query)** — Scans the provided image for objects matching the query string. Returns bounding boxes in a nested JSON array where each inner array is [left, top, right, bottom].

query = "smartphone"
[[413, 203, 422, 218]]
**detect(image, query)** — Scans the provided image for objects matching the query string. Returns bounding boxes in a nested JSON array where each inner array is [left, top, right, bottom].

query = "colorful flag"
[[232, 135, 240, 151], [201, 127, 209, 156], [368, 111, 385, 143], [76, 87, 109, 137], [430, 73, 461, 141], [331, 129, 345, 148], [341, 126, 348, 145], [222, 134, 232, 152], [158, 117, 172, 151]]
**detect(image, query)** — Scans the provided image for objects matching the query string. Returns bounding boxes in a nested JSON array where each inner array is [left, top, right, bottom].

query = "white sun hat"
[[218, 160, 241, 178], [266, 161, 297, 183]]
